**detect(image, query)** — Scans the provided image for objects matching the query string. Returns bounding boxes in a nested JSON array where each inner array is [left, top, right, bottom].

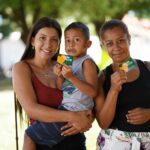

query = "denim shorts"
[[26, 105, 67, 148]]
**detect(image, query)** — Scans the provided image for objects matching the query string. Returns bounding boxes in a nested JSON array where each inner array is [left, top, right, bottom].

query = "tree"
[[61, 0, 150, 35], [0, 0, 63, 42], [1, 0, 150, 42]]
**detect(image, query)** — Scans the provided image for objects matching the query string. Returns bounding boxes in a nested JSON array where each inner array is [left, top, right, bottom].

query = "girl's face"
[[101, 27, 130, 64], [32, 27, 60, 60], [65, 29, 91, 59]]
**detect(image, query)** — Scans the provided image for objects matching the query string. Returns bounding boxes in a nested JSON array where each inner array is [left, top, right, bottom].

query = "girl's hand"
[[110, 70, 127, 92], [126, 107, 150, 125], [61, 110, 92, 136]]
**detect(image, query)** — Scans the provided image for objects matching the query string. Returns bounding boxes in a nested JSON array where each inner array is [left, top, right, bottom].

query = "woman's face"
[[32, 27, 60, 60], [101, 27, 130, 64]]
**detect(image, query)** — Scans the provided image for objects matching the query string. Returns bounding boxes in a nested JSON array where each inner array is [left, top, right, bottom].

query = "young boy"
[[23, 22, 99, 149]]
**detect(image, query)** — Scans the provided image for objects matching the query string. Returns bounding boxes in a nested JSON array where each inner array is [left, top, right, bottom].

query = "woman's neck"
[[32, 58, 53, 69]]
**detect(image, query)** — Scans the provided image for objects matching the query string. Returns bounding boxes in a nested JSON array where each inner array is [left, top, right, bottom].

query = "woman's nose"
[[44, 40, 52, 49], [113, 41, 120, 49]]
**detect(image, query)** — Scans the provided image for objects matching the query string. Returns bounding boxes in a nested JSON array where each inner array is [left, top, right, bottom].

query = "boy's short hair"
[[65, 22, 90, 40], [99, 19, 130, 40]]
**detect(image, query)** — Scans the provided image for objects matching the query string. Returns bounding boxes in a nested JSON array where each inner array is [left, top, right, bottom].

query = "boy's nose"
[[69, 41, 75, 47]]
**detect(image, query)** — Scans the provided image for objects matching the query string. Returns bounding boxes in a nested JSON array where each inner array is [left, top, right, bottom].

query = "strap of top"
[[143, 61, 150, 72], [23, 61, 34, 74]]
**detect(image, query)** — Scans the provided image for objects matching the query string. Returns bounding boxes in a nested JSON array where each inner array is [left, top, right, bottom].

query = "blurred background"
[[0, 0, 150, 150]]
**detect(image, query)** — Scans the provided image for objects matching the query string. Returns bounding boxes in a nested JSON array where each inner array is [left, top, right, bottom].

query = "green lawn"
[[0, 79, 100, 150]]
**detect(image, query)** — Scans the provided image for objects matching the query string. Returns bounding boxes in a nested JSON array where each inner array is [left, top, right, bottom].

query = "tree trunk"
[[92, 20, 105, 36]]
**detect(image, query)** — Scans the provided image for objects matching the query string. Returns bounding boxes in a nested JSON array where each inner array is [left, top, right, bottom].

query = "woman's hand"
[[126, 107, 150, 125], [110, 70, 127, 92], [53, 64, 62, 76], [61, 110, 92, 136]]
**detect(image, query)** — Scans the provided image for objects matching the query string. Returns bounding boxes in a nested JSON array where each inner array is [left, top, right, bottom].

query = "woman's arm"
[[12, 62, 91, 132], [95, 70, 127, 129], [53, 64, 64, 89]]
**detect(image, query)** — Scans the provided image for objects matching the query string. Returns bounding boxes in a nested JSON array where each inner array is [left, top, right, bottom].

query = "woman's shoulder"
[[136, 59, 150, 71], [143, 61, 150, 71], [99, 64, 112, 82], [12, 61, 31, 75]]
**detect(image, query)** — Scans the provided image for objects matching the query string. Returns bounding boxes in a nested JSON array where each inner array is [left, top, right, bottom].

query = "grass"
[[0, 78, 12, 91], [0, 79, 100, 150]]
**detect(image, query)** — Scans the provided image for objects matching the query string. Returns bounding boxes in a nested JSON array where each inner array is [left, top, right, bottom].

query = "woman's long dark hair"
[[21, 17, 62, 61], [15, 17, 62, 123]]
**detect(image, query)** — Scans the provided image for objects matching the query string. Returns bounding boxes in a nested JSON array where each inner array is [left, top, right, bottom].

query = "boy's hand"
[[61, 64, 73, 79]]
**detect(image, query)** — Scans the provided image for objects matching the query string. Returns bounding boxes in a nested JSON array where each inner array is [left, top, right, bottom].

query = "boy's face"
[[64, 28, 91, 59]]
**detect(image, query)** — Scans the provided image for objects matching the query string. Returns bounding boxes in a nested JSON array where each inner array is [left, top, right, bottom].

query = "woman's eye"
[[39, 36, 46, 41], [106, 42, 112, 47], [118, 38, 126, 43], [51, 38, 59, 43]]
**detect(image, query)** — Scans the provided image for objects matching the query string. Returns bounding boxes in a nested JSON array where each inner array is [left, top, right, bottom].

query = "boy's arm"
[[62, 59, 98, 98]]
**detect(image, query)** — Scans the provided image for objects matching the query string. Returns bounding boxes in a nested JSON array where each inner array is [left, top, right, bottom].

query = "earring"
[[32, 46, 35, 50]]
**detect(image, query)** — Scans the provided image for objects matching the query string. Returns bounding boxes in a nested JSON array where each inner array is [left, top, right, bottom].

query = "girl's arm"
[[62, 59, 98, 98]]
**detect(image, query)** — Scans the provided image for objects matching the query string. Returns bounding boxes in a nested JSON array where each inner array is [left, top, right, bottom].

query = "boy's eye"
[[74, 37, 80, 43], [65, 39, 70, 43]]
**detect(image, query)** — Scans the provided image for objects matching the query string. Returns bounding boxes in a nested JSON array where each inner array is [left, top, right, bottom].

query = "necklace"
[[38, 70, 56, 78]]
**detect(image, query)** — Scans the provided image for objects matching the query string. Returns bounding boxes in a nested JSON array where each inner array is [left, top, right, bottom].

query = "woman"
[[12, 17, 92, 150], [95, 19, 150, 150]]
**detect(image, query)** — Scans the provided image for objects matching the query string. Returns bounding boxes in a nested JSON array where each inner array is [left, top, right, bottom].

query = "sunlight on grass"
[[0, 90, 100, 150]]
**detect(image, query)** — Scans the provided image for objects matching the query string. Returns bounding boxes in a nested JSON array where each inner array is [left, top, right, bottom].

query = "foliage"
[[98, 48, 112, 70], [129, 0, 150, 18], [0, 0, 63, 42], [0, 0, 150, 41]]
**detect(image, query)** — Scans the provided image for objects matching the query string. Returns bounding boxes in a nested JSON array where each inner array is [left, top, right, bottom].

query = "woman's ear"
[[128, 35, 131, 45], [100, 41, 105, 49]]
